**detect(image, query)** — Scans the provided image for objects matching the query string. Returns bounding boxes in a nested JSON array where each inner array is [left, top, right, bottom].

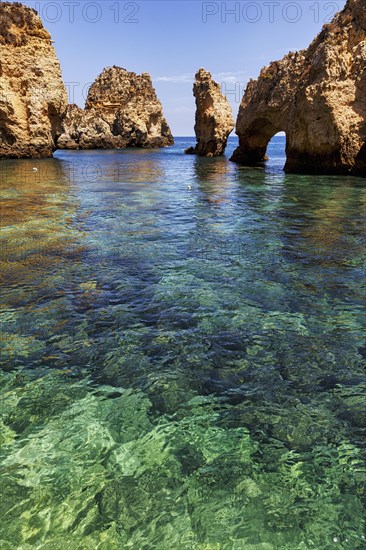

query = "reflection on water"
[[0, 137, 365, 549]]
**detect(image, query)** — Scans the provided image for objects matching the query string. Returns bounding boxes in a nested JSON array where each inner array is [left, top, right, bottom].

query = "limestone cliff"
[[231, 0, 366, 176], [58, 66, 174, 149], [0, 2, 68, 158], [185, 68, 234, 157]]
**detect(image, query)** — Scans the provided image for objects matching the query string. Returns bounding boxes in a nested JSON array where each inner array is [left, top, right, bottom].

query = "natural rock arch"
[[231, 0, 366, 176], [232, 118, 285, 164]]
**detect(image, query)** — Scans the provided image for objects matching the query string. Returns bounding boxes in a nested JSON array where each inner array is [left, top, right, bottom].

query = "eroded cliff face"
[[58, 66, 174, 149], [56, 105, 116, 150], [186, 68, 234, 157], [0, 2, 68, 158], [231, 0, 366, 176]]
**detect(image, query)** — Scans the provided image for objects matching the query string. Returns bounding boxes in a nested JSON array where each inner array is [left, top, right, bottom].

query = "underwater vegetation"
[[0, 140, 365, 548]]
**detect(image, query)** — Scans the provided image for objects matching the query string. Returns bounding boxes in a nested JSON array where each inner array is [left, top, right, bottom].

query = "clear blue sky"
[[20, 0, 346, 135]]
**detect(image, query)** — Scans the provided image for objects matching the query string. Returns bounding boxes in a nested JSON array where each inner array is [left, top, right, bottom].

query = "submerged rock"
[[231, 0, 366, 176], [185, 68, 234, 157], [58, 66, 174, 149], [0, 2, 68, 158]]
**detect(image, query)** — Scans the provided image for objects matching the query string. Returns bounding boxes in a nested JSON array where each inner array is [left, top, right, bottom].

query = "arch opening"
[[231, 118, 287, 169], [266, 132, 287, 171]]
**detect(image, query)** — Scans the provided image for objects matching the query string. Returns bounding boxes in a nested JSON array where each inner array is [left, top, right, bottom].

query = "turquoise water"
[[0, 136, 365, 549]]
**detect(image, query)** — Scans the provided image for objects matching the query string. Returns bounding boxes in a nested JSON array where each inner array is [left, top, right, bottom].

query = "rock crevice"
[[231, 0, 366, 176]]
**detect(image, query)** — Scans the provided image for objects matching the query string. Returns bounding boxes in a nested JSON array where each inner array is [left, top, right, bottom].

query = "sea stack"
[[185, 68, 234, 157], [230, 0, 366, 176], [0, 2, 68, 159], [58, 66, 174, 149]]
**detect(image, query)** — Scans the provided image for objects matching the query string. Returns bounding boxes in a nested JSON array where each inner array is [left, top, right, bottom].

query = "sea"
[[1, 136, 365, 549]]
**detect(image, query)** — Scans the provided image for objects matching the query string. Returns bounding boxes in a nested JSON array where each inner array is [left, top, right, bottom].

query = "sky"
[[18, 0, 346, 135]]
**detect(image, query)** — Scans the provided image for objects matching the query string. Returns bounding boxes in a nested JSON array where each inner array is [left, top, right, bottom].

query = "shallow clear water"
[[1, 136, 365, 549]]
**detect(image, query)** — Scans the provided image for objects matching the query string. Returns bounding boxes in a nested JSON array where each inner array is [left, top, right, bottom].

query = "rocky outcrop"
[[56, 105, 116, 149], [185, 68, 234, 157], [231, 0, 366, 176], [58, 66, 174, 149], [0, 2, 68, 158]]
